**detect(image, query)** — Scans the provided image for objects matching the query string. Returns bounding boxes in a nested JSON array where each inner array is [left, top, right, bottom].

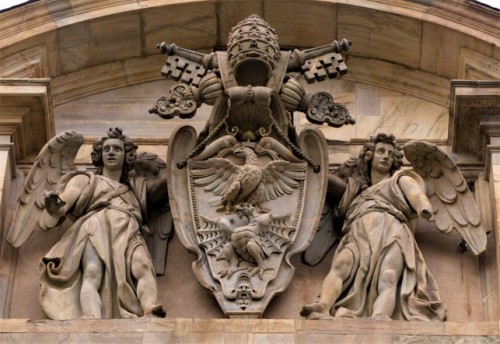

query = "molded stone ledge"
[[0, 78, 54, 163], [0, 318, 497, 343], [449, 80, 500, 171]]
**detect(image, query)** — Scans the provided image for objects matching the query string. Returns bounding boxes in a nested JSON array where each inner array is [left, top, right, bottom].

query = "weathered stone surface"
[[338, 5, 421, 69], [0, 318, 496, 343], [421, 23, 495, 79]]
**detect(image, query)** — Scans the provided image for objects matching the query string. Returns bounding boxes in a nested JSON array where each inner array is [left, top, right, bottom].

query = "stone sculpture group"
[[6, 15, 487, 321]]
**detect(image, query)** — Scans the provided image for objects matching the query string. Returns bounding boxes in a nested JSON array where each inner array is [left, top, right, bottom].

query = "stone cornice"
[[449, 80, 500, 178], [0, 78, 54, 163]]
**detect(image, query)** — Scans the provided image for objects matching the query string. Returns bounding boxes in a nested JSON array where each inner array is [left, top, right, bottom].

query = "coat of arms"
[[151, 15, 353, 317]]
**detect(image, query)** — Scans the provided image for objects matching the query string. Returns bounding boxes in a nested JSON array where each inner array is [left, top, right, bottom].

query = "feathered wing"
[[7, 131, 84, 247], [332, 156, 361, 180], [260, 160, 308, 202], [303, 157, 360, 266], [188, 157, 240, 202], [404, 140, 487, 255], [135, 151, 172, 276], [134, 151, 167, 177], [303, 201, 337, 265]]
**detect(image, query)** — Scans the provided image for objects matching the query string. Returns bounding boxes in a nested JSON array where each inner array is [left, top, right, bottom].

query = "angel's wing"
[[303, 157, 361, 266], [7, 131, 84, 247], [134, 151, 167, 177], [261, 160, 308, 201], [188, 158, 240, 196], [144, 203, 173, 276], [404, 140, 487, 255], [332, 156, 361, 181], [257, 213, 295, 256], [134, 151, 173, 276], [303, 201, 338, 265]]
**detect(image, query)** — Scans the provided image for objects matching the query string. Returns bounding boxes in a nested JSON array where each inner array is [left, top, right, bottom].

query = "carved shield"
[[168, 122, 328, 317]]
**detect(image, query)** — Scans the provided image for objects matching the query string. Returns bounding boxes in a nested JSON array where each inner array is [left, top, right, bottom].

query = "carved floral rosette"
[[168, 125, 328, 317]]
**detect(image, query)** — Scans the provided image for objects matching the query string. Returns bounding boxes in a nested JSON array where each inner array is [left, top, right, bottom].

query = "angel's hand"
[[43, 191, 67, 217]]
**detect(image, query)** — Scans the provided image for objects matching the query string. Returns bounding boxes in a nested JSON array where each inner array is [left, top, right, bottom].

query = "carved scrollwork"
[[149, 83, 199, 119], [302, 91, 355, 127]]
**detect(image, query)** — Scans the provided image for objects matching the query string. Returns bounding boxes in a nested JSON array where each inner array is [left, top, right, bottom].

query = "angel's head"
[[358, 133, 403, 188], [91, 127, 138, 183]]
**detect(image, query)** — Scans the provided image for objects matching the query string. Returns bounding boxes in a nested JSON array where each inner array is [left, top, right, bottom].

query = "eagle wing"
[[260, 160, 308, 202], [188, 157, 240, 198]]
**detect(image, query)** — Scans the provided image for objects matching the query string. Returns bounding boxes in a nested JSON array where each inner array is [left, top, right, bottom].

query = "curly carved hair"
[[91, 127, 138, 183], [357, 133, 404, 189]]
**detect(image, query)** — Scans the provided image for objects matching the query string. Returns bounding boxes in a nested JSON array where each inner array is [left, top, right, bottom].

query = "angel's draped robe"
[[332, 170, 446, 321], [39, 171, 153, 319]]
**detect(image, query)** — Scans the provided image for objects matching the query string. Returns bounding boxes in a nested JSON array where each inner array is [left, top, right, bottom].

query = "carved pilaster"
[[486, 149, 500, 321], [0, 78, 54, 318], [0, 136, 17, 318], [450, 80, 500, 321]]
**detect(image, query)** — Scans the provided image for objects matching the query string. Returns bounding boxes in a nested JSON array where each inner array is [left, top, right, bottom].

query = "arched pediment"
[[0, 0, 498, 108]]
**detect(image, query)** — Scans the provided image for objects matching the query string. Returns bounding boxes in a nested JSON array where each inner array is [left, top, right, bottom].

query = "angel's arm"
[[398, 175, 432, 220], [327, 174, 346, 203], [39, 174, 90, 229]]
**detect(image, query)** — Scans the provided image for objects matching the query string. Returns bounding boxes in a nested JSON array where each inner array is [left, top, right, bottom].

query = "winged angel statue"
[[301, 133, 487, 321], [7, 128, 171, 320]]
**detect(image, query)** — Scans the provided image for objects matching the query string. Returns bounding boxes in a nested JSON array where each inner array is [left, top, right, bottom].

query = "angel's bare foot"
[[308, 311, 334, 320], [144, 304, 166, 318], [371, 313, 392, 321], [80, 315, 98, 320], [300, 302, 329, 317]]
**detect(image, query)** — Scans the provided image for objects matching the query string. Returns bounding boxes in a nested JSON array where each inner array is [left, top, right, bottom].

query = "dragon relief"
[[199, 203, 294, 280], [158, 14, 353, 317]]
